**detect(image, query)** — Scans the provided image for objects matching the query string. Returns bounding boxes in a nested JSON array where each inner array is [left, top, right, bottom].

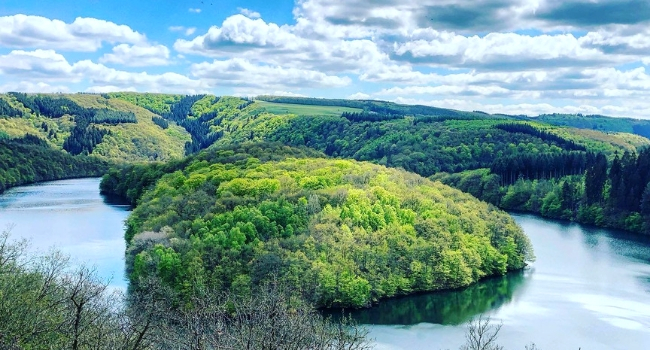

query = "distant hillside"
[[256, 95, 499, 119], [0, 135, 108, 193], [3, 93, 650, 212], [0, 93, 190, 162], [4, 93, 646, 167], [535, 113, 650, 140]]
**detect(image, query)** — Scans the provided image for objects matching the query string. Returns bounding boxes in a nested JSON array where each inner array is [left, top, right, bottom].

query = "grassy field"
[[254, 100, 362, 116]]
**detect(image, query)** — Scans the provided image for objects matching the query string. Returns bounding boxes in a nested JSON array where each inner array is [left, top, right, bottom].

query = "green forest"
[[0, 134, 108, 193], [4, 92, 650, 234], [436, 147, 650, 233], [4, 92, 650, 349], [103, 143, 533, 308]]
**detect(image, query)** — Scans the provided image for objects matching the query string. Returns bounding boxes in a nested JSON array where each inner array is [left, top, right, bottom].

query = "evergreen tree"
[[584, 153, 607, 205]]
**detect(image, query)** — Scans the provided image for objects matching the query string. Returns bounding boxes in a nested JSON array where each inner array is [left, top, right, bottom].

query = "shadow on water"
[[101, 193, 132, 209], [328, 269, 530, 326]]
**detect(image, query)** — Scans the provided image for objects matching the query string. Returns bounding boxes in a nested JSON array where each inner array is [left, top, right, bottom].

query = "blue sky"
[[2, 0, 650, 118]]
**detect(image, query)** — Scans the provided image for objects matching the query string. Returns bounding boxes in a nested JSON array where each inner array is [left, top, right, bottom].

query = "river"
[[0, 178, 130, 290], [0, 179, 649, 349]]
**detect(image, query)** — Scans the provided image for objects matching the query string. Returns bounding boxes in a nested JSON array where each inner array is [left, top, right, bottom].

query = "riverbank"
[[356, 213, 650, 350]]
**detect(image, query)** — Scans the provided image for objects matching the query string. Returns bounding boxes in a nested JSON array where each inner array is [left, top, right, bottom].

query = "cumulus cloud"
[[100, 44, 171, 67], [348, 92, 371, 100], [175, 14, 393, 75], [239, 8, 261, 19], [74, 61, 209, 93], [175, 15, 299, 54], [0, 50, 75, 79], [85, 85, 138, 93], [0, 14, 146, 51], [190, 58, 351, 89], [4, 2, 650, 118], [0, 81, 69, 93], [293, 0, 539, 35], [391, 31, 614, 70], [189, 8, 202, 13], [0, 49, 208, 94]]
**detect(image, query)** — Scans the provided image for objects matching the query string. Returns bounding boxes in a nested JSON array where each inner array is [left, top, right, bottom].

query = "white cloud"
[[176, 15, 298, 53], [169, 26, 197, 36], [189, 8, 202, 13], [74, 60, 209, 93], [100, 44, 171, 67], [3, 3, 650, 119], [392, 31, 611, 69], [271, 91, 307, 97], [0, 50, 75, 79], [246, 90, 306, 98], [174, 14, 392, 75], [238, 8, 261, 19], [85, 85, 137, 93], [348, 92, 371, 100], [0, 81, 69, 93], [190, 58, 351, 89], [0, 14, 146, 51], [0, 49, 207, 94]]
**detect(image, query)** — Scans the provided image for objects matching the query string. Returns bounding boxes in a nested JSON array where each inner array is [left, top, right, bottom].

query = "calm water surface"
[[0, 178, 130, 289], [353, 214, 650, 349], [2, 180, 650, 348]]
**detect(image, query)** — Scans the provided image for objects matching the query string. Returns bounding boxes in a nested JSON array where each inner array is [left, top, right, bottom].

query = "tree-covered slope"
[[0, 135, 109, 193], [117, 144, 534, 308], [0, 93, 190, 162], [68, 94, 190, 161], [535, 113, 650, 140]]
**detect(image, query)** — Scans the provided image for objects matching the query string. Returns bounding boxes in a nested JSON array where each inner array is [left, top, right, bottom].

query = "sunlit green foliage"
[[255, 100, 362, 116], [265, 117, 627, 176], [101, 142, 324, 205], [104, 92, 183, 115], [121, 144, 533, 308], [537, 113, 650, 140], [70, 95, 191, 161], [0, 93, 191, 163]]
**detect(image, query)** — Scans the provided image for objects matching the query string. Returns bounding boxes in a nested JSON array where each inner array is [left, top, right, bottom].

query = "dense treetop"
[[4, 92, 650, 238], [116, 143, 534, 308]]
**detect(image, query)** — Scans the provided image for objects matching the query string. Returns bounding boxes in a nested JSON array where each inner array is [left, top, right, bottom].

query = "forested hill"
[[535, 113, 650, 140], [104, 143, 533, 308], [4, 92, 650, 235], [0, 135, 108, 193], [2, 92, 644, 169], [0, 93, 190, 162]]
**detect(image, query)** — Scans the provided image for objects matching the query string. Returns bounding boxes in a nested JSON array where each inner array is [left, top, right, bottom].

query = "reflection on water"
[[355, 214, 650, 350], [2, 180, 650, 349], [348, 270, 529, 326], [0, 178, 130, 289]]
